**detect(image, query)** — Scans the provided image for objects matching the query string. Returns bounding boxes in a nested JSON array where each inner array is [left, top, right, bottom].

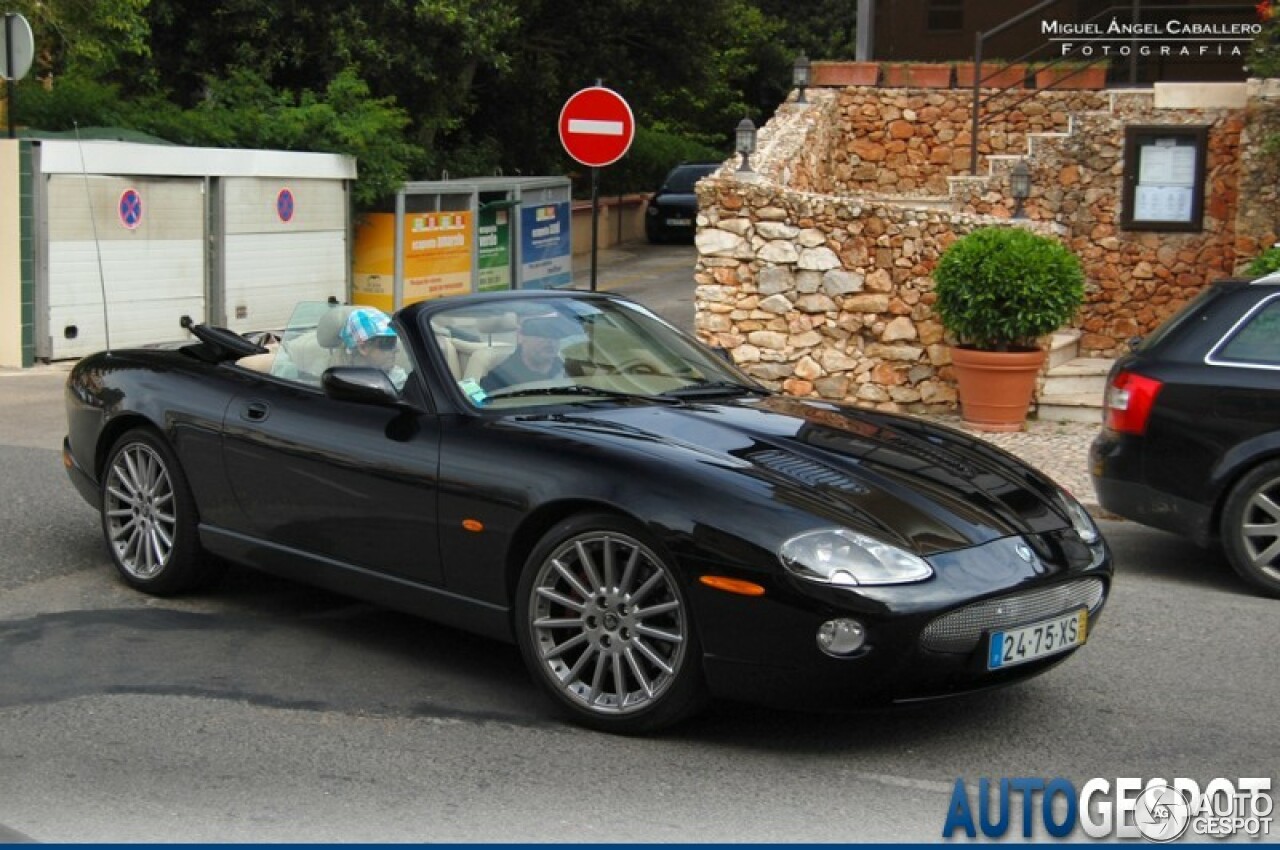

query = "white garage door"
[[46, 175, 205, 359], [223, 178, 348, 333]]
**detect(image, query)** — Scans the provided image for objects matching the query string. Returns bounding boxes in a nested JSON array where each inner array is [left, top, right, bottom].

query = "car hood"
[[523, 395, 1072, 555]]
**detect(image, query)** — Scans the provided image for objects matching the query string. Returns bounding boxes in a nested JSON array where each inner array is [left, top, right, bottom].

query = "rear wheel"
[[101, 428, 223, 596], [1220, 459, 1280, 598], [515, 513, 707, 733]]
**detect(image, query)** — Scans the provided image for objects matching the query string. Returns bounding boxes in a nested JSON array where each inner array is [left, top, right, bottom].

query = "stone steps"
[[1038, 355, 1114, 424]]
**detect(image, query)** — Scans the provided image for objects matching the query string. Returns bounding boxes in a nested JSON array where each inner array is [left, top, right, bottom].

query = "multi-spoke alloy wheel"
[[105, 442, 176, 579], [100, 429, 219, 596], [517, 514, 706, 732], [1222, 460, 1280, 598]]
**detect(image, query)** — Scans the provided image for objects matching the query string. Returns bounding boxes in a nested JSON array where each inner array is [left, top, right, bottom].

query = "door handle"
[[241, 401, 270, 422]]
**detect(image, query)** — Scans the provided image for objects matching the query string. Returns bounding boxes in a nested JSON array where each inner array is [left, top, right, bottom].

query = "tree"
[[4, 0, 151, 80]]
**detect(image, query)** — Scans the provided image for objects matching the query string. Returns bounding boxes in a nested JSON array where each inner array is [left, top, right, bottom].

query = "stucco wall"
[[0, 141, 21, 368]]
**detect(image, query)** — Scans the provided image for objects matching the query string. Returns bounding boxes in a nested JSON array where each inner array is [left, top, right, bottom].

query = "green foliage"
[[596, 127, 725, 197], [1247, 245, 1280, 277], [6, 0, 150, 78], [15, 68, 414, 207], [933, 227, 1085, 351], [6, 0, 848, 203], [1248, 10, 1280, 78]]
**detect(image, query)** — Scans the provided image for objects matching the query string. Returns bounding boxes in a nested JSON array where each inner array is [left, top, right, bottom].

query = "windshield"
[[664, 165, 718, 193], [425, 295, 758, 409]]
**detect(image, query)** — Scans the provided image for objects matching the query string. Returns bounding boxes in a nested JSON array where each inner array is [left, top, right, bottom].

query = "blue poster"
[[519, 201, 573, 289]]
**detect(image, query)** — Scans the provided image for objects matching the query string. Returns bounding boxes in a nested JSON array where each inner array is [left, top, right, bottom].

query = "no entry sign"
[[558, 87, 635, 168]]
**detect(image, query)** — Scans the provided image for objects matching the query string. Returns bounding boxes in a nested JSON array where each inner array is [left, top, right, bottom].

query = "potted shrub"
[[933, 226, 1085, 431]]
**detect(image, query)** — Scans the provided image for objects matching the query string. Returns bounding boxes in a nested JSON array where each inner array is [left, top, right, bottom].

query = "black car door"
[[218, 373, 444, 585]]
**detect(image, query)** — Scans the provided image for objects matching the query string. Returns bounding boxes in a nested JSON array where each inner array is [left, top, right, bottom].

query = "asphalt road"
[[0, 245, 1275, 842]]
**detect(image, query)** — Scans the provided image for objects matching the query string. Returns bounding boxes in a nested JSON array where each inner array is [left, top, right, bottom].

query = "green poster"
[[478, 206, 512, 292]]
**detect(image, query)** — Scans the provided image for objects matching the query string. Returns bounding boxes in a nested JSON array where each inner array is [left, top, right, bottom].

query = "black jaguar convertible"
[[64, 291, 1111, 733]]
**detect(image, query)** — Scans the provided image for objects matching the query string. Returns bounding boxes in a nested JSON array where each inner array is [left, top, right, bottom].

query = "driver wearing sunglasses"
[[339, 307, 409, 389]]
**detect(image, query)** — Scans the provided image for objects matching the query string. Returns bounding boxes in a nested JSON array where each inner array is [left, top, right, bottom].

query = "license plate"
[[988, 609, 1087, 670], [666, 217, 691, 227]]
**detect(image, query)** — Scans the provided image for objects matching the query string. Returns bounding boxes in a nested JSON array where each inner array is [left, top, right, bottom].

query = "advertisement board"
[[519, 201, 572, 289], [404, 211, 473, 303], [477, 206, 512, 292], [352, 212, 396, 313]]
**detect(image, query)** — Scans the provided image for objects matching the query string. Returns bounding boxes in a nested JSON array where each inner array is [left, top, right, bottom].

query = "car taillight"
[[1105, 371, 1163, 435]]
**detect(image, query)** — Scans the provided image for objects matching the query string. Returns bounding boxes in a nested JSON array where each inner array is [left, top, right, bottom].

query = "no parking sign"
[[118, 188, 142, 230]]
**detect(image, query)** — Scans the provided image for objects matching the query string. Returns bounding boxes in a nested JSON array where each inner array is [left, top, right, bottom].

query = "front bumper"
[[693, 533, 1111, 710]]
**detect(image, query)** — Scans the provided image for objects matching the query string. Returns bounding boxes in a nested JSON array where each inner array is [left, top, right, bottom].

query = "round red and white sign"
[[558, 86, 635, 168]]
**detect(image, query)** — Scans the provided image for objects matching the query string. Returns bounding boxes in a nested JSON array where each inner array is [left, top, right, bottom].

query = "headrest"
[[473, 312, 518, 335], [519, 316, 564, 338], [316, 306, 357, 349]]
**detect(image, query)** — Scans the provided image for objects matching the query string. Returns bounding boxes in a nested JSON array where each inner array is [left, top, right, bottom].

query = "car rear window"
[[1212, 295, 1280, 366], [1137, 286, 1218, 351], [664, 165, 717, 193]]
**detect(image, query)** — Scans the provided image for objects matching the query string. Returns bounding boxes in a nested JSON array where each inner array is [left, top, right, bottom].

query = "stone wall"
[[694, 176, 1061, 415], [694, 82, 1280, 411], [804, 88, 1105, 196]]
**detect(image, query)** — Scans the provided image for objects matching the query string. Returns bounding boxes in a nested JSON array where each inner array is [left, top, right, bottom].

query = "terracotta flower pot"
[[1033, 65, 1107, 90], [811, 61, 879, 87], [954, 62, 1028, 89], [949, 346, 1046, 432], [882, 63, 953, 88]]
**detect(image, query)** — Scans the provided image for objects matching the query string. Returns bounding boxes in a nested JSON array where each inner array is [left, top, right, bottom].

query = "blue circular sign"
[[276, 188, 295, 223], [118, 189, 142, 230]]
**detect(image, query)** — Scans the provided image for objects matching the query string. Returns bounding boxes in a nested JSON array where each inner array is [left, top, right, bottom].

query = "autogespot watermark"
[[942, 777, 1273, 841]]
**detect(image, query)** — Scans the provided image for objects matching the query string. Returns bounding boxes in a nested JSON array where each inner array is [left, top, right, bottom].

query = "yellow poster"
[[352, 213, 395, 313], [404, 212, 473, 304]]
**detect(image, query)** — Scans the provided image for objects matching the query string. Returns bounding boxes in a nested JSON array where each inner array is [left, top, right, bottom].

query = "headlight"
[[1059, 492, 1100, 545], [779, 529, 933, 586]]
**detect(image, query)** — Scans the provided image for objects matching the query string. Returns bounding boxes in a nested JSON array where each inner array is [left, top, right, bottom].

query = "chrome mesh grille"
[[920, 578, 1106, 654]]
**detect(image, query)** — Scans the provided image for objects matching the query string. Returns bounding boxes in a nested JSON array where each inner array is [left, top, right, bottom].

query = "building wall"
[[0, 141, 22, 368], [870, 0, 1254, 83]]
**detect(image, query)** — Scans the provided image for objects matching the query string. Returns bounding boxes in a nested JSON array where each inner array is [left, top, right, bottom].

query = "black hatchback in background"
[[645, 162, 719, 243], [1090, 273, 1280, 597]]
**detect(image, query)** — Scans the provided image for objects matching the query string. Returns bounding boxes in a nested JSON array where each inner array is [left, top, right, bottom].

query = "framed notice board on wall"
[[1121, 125, 1208, 232]]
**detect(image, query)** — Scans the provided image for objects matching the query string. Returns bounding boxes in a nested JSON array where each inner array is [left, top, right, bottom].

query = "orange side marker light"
[[462, 519, 485, 533], [699, 575, 765, 597]]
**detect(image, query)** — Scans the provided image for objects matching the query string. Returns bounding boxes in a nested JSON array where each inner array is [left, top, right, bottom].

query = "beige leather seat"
[[434, 334, 462, 379], [463, 343, 516, 383], [458, 312, 518, 383]]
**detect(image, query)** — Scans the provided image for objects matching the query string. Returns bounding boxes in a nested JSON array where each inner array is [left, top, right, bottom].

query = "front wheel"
[[101, 428, 222, 596], [515, 513, 707, 733], [1220, 459, 1280, 598]]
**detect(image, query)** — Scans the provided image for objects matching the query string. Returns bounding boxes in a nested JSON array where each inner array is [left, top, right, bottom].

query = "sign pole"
[[5, 15, 14, 139], [590, 167, 600, 291], [589, 77, 603, 293], [557, 82, 634, 292]]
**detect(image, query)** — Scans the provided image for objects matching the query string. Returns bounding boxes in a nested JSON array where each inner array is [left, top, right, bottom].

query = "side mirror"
[[322, 367, 401, 406]]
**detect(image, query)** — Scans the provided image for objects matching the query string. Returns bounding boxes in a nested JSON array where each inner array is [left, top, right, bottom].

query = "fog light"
[[817, 618, 865, 657]]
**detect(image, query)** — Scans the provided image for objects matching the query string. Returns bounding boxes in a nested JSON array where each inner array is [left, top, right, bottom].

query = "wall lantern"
[[1010, 160, 1031, 219], [793, 53, 811, 104], [736, 117, 757, 173]]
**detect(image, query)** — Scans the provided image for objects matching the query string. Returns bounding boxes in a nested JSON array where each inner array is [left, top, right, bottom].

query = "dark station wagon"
[[1091, 272, 1280, 597]]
